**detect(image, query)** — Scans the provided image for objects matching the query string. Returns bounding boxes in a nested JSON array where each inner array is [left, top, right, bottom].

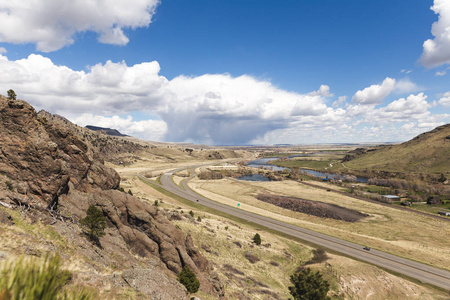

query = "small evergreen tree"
[[438, 173, 447, 183], [128, 189, 133, 195], [7, 89, 16, 100], [253, 233, 261, 245], [289, 267, 330, 300], [177, 265, 200, 294], [80, 205, 106, 241]]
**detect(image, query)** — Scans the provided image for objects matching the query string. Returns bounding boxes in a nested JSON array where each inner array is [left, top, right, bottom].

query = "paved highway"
[[139, 166, 450, 291]]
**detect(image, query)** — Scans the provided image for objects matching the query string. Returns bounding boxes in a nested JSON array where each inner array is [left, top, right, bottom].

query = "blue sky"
[[1, 0, 449, 145]]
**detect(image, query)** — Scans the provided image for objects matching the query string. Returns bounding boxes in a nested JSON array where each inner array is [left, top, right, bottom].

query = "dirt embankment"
[[256, 194, 368, 222]]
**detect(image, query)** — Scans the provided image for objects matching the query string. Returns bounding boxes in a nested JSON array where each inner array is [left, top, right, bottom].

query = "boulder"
[[121, 269, 188, 300], [0, 209, 14, 225]]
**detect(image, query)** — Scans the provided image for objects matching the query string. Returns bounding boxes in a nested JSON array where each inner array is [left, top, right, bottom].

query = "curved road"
[[140, 166, 450, 291]]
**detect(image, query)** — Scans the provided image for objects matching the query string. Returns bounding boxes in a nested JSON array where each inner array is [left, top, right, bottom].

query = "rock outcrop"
[[0, 97, 115, 208], [0, 95, 223, 299]]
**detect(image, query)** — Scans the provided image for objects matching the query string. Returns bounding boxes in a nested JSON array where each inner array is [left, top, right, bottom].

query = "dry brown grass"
[[172, 175, 185, 186], [189, 177, 450, 269], [117, 161, 447, 299], [113, 157, 449, 298], [143, 195, 448, 300]]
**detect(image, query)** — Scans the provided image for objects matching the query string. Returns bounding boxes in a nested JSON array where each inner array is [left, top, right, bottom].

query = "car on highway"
[[363, 246, 371, 251]]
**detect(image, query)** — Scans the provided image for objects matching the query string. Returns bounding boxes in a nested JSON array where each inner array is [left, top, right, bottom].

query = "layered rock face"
[[0, 97, 109, 207], [0, 96, 223, 299]]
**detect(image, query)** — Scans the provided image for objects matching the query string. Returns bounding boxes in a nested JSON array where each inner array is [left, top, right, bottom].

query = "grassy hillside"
[[125, 175, 449, 299], [345, 124, 450, 175]]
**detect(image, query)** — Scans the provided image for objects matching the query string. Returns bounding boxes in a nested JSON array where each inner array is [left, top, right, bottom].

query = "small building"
[[438, 211, 450, 216], [381, 195, 401, 201], [207, 165, 239, 171]]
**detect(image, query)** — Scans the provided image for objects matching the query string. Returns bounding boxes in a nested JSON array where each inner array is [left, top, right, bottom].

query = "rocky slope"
[[0, 95, 223, 299]]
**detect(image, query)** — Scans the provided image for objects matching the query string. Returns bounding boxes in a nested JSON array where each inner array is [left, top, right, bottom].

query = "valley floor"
[[115, 157, 450, 299]]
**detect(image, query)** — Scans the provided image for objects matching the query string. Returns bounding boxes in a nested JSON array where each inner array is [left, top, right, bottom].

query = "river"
[[239, 156, 368, 183]]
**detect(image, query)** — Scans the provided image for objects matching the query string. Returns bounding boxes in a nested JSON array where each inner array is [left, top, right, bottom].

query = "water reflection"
[[236, 174, 270, 182], [244, 156, 368, 183]]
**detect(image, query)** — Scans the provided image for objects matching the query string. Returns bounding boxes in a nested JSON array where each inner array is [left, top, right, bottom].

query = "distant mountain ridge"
[[86, 125, 128, 136], [344, 124, 450, 175]]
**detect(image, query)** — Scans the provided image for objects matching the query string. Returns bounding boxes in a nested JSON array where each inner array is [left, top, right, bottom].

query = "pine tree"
[[7, 89, 16, 100], [253, 233, 261, 245], [80, 205, 106, 241], [177, 265, 200, 294], [289, 267, 330, 300]]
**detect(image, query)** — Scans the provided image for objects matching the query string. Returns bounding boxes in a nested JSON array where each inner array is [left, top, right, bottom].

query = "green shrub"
[[252, 233, 261, 245], [189, 210, 194, 217], [154, 200, 159, 207], [80, 205, 106, 241], [7, 89, 16, 100], [127, 189, 133, 196], [0, 254, 93, 300], [289, 267, 330, 300], [177, 265, 200, 294]]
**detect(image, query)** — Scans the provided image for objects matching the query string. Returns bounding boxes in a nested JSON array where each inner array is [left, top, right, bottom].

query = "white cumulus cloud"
[[0, 54, 334, 145], [438, 92, 450, 106], [309, 85, 334, 97], [1, 54, 448, 145], [0, 0, 160, 52], [384, 93, 429, 114], [161, 74, 329, 144], [393, 78, 420, 94], [367, 93, 431, 124], [0, 54, 167, 114], [332, 96, 347, 107], [420, 0, 450, 67], [352, 77, 396, 105]]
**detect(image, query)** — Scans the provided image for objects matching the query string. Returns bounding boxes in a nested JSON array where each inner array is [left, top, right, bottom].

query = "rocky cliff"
[[0, 95, 223, 299]]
